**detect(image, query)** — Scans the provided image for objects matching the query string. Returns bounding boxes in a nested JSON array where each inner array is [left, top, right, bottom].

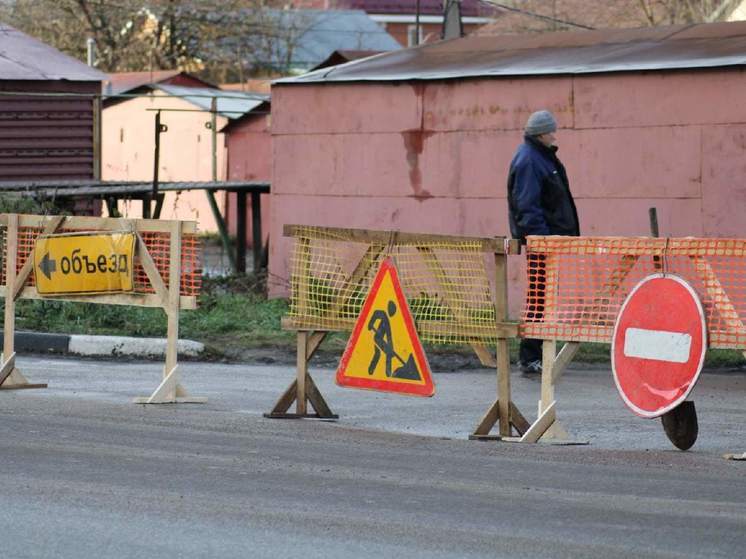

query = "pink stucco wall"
[[102, 92, 228, 233], [269, 69, 746, 315], [225, 113, 271, 247]]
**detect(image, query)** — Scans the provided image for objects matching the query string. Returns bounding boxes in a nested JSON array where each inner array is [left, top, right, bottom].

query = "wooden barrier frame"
[[0, 213, 205, 404], [266, 225, 521, 421]]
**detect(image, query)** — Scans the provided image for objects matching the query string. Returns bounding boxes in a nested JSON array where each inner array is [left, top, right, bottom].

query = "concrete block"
[[68, 336, 204, 358]]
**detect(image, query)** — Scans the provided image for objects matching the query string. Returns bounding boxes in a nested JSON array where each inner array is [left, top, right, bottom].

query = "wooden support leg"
[[535, 340, 568, 441], [1, 214, 46, 391], [470, 337, 528, 440], [264, 331, 338, 420], [134, 222, 205, 404], [497, 338, 511, 437]]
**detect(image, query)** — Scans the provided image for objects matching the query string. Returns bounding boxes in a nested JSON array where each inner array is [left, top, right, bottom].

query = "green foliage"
[[0, 195, 48, 216]]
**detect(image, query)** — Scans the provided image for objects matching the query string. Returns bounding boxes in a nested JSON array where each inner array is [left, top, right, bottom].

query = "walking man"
[[507, 110, 579, 376]]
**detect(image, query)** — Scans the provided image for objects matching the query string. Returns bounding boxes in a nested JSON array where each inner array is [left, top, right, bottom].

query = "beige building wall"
[[102, 91, 228, 233]]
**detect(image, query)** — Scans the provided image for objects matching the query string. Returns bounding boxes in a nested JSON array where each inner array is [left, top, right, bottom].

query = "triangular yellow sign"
[[336, 257, 434, 397]]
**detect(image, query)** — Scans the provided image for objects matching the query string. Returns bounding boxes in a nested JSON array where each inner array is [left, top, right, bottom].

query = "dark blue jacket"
[[507, 136, 580, 242]]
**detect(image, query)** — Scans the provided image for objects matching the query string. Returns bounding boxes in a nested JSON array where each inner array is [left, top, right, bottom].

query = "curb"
[[0, 330, 204, 358]]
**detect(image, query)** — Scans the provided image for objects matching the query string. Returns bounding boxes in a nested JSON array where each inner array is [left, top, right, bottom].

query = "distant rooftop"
[[0, 22, 106, 81], [218, 9, 401, 71], [340, 0, 498, 18], [279, 20, 746, 83], [104, 71, 214, 96], [154, 84, 268, 119]]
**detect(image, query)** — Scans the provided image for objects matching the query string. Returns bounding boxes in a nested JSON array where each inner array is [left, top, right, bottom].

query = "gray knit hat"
[[524, 110, 557, 136]]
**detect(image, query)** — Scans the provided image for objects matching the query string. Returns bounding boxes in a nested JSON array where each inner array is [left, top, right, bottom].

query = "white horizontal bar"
[[623, 327, 692, 363]]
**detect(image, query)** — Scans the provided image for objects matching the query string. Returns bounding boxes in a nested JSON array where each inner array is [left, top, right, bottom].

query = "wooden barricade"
[[0, 213, 204, 404], [266, 225, 522, 423], [514, 235, 746, 444]]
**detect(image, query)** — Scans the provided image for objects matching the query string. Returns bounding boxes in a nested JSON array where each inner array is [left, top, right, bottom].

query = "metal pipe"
[[204, 97, 237, 271]]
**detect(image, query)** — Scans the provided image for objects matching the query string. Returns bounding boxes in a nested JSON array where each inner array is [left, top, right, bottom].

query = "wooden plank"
[[470, 344, 496, 367], [520, 401, 556, 443], [417, 245, 499, 347], [497, 338, 511, 437], [494, 251, 512, 438], [2, 286, 196, 310], [296, 332, 308, 415], [2, 213, 197, 235], [293, 238, 312, 319], [306, 331, 327, 361], [325, 244, 384, 319], [0, 353, 16, 386], [509, 401, 530, 435], [3, 214, 17, 359], [135, 232, 169, 308], [306, 373, 335, 418], [691, 256, 746, 336], [283, 224, 508, 253], [164, 221, 181, 377], [12, 215, 66, 300], [268, 380, 297, 414], [472, 399, 499, 436], [551, 342, 581, 384], [281, 315, 519, 340], [541, 340, 557, 414]]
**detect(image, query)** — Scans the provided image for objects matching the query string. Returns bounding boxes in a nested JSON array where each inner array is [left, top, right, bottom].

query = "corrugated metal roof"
[[154, 85, 269, 119], [340, 0, 497, 18], [278, 20, 746, 83], [103, 71, 216, 96], [0, 22, 107, 82]]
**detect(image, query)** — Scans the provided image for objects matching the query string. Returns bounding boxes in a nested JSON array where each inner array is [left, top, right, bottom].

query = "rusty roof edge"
[[275, 22, 746, 85]]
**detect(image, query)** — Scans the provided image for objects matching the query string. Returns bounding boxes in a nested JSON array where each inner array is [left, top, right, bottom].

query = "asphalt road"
[[1, 356, 745, 558]]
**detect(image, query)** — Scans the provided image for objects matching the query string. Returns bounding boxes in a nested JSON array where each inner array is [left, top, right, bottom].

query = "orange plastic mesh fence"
[[521, 236, 746, 349], [287, 226, 499, 345], [1, 227, 201, 297]]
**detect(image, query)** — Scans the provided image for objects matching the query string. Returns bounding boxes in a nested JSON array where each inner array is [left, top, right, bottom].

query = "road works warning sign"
[[336, 257, 434, 397], [612, 273, 706, 418], [33, 231, 136, 295]]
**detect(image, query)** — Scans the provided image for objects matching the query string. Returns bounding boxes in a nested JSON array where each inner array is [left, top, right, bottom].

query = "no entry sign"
[[611, 274, 707, 418]]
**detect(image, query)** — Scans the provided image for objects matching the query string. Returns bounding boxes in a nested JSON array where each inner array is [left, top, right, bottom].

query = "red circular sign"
[[611, 274, 706, 418]]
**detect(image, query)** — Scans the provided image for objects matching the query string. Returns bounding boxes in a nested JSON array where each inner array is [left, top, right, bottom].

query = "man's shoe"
[[519, 360, 542, 377]]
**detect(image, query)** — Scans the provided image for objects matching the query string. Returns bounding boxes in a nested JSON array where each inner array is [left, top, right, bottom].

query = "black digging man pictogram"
[[367, 300, 421, 380]]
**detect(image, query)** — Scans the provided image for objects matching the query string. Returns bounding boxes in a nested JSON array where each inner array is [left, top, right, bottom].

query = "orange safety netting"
[[2, 227, 201, 297], [520, 236, 746, 349]]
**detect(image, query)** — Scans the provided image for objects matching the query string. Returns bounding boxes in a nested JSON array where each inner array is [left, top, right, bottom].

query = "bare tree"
[[0, 0, 316, 78], [637, 0, 742, 25]]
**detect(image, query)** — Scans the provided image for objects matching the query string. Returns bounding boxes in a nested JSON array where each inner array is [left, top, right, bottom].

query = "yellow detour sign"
[[33, 231, 136, 295], [336, 257, 434, 397]]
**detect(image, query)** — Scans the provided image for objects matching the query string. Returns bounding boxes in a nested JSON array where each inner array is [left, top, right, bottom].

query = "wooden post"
[[3, 213, 17, 366], [134, 221, 205, 404], [1, 214, 46, 389], [251, 190, 262, 271], [540, 339, 556, 415], [264, 329, 337, 419], [296, 331, 308, 415], [236, 190, 247, 274], [164, 220, 181, 380], [495, 252, 511, 437]]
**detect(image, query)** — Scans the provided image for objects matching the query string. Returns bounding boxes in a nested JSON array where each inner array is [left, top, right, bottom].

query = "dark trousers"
[[520, 253, 546, 364]]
